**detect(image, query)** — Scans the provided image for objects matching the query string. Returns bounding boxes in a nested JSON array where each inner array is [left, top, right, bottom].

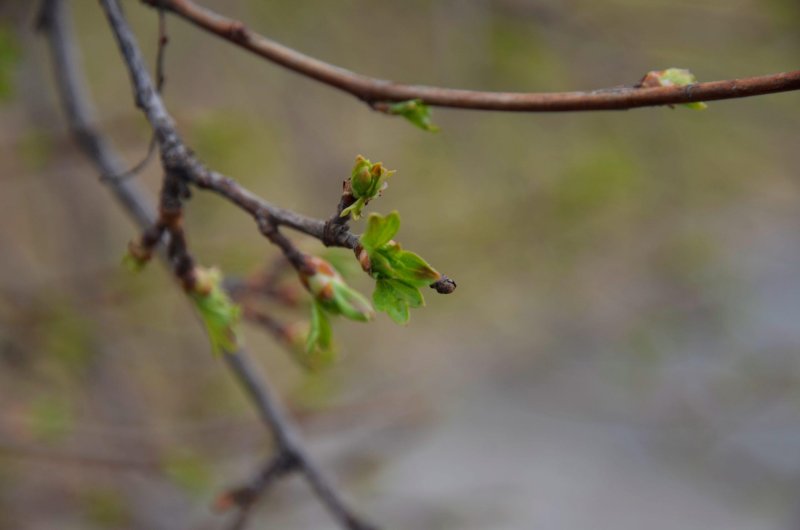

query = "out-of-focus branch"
[[37, 0, 156, 227], [103, 6, 167, 182], [41, 1, 377, 528], [143, 0, 800, 112]]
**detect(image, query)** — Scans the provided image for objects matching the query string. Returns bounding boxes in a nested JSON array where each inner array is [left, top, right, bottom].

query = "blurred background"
[[2, 0, 800, 528]]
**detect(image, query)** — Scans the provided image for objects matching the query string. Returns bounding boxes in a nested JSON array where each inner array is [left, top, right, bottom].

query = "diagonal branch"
[[41, 1, 376, 528], [143, 0, 800, 112]]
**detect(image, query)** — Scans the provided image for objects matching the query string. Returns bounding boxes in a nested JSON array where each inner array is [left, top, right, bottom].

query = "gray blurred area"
[[2, 0, 800, 528]]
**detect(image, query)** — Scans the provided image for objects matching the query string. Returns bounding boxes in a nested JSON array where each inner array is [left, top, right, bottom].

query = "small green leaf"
[[367, 248, 398, 279], [306, 300, 333, 354], [340, 196, 367, 220], [360, 211, 400, 251], [331, 282, 374, 322], [302, 256, 374, 321], [389, 249, 440, 285], [658, 68, 698, 86], [388, 99, 440, 132], [373, 278, 424, 324], [190, 267, 242, 355], [640, 67, 707, 110]]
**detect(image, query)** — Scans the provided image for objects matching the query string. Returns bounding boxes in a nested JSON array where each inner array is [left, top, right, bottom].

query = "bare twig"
[[37, 0, 156, 227], [42, 1, 377, 528], [215, 452, 297, 530], [104, 7, 168, 182], [143, 0, 800, 112]]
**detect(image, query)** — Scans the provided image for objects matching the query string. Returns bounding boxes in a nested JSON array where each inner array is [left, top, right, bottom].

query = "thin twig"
[[103, 7, 168, 182], [216, 451, 297, 530], [143, 0, 800, 112]]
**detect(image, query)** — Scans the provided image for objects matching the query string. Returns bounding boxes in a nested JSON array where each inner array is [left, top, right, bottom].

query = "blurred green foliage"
[[0, 24, 19, 103], [81, 488, 131, 529], [28, 396, 74, 442], [163, 450, 212, 496]]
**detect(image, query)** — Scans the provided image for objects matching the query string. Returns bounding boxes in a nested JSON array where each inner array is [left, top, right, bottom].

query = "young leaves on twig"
[[190, 266, 242, 355], [639, 68, 708, 110], [340, 155, 395, 220], [359, 211, 441, 324], [299, 255, 374, 355], [387, 99, 439, 132]]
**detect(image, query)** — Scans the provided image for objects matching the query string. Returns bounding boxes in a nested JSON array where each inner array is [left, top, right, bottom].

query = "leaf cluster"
[[360, 212, 440, 324]]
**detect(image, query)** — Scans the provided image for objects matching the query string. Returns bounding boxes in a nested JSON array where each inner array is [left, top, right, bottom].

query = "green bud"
[[350, 156, 373, 197], [639, 67, 708, 110], [300, 256, 374, 322], [189, 266, 242, 355], [387, 99, 440, 132], [341, 155, 395, 220]]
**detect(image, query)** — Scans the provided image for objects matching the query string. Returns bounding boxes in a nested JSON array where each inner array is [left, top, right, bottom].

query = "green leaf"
[[303, 256, 373, 321], [190, 267, 242, 355], [340, 196, 367, 220], [640, 67, 707, 110], [388, 99, 440, 132], [373, 278, 424, 325], [331, 282, 374, 322], [389, 249, 440, 285], [360, 211, 400, 251], [306, 300, 333, 354], [658, 68, 698, 86], [367, 247, 398, 279]]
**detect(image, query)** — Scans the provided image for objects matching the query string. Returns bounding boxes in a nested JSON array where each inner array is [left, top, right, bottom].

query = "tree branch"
[[143, 0, 800, 112], [41, 1, 376, 528]]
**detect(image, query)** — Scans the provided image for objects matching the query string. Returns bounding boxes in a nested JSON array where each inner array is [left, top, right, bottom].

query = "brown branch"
[[143, 0, 800, 112]]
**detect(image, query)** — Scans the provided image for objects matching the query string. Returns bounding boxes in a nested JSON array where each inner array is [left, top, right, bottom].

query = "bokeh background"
[[2, 0, 800, 528]]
